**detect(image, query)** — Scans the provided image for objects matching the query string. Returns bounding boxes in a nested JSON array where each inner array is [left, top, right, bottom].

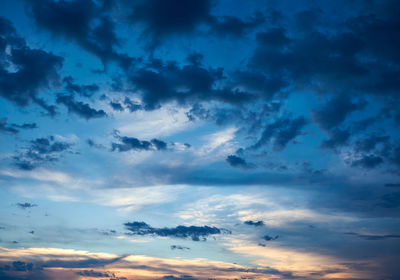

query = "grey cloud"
[[124, 221, 229, 241]]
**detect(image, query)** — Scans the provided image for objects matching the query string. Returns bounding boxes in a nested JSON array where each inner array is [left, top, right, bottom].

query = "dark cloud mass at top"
[[27, 0, 132, 67]]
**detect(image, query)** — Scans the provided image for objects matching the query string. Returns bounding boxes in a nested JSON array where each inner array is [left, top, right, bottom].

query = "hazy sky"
[[0, 0, 399, 279]]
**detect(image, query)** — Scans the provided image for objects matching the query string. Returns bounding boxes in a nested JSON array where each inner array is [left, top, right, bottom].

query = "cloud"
[[129, 0, 212, 40], [86, 139, 105, 149], [379, 192, 400, 208], [16, 203, 37, 209], [345, 232, 400, 241], [351, 154, 384, 169], [123, 97, 143, 112], [128, 0, 263, 47], [11, 261, 34, 271], [11, 123, 38, 130], [384, 183, 400, 188], [0, 247, 306, 280], [208, 13, 265, 37], [0, 16, 63, 114], [262, 235, 279, 241], [151, 138, 168, 150], [63, 76, 99, 97], [0, 118, 38, 134], [124, 221, 228, 241], [111, 133, 168, 152], [312, 95, 365, 131], [354, 134, 389, 153], [170, 245, 190, 251], [13, 136, 73, 170], [226, 155, 252, 169], [109, 101, 124, 112], [251, 116, 307, 151], [56, 94, 107, 120], [0, 118, 18, 134], [27, 0, 132, 67], [244, 220, 264, 227], [233, 70, 288, 99], [320, 128, 351, 150], [76, 270, 110, 277], [126, 56, 254, 110], [245, 5, 400, 127]]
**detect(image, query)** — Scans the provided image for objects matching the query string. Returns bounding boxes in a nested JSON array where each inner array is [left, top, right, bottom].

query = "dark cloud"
[[124, 221, 228, 241], [250, 27, 367, 92], [27, 0, 132, 68], [13, 136, 72, 170], [130, 0, 265, 48], [226, 155, 252, 169], [17, 203, 37, 209], [0, 16, 63, 114], [86, 139, 105, 149], [385, 183, 400, 188], [126, 57, 255, 110], [40, 256, 124, 269], [111, 133, 168, 152], [76, 270, 110, 277], [351, 154, 384, 169], [244, 220, 264, 227], [129, 0, 213, 41], [209, 13, 264, 37], [312, 95, 366, 131], [233, 70, 288, 100], [354, 134, 389, 153], [320, 128, 351, 150], [170, 245, 190, 250], [249, 5, 400, 106], [351, 117, 377, 132], [0, 118, 19, 134], [56, 94, 107, 120], [345, 232, 400, 240], [63, 76, 99, 97], [263, 235, 279, 241], [254, 27, 290, 50], [246, 5, 400, 118], [12, 261, 33, 272], [11, 123, 38, 130], [151, 138, 167, 150], [0, 118, 38, 134], [112, 136, 152, 152], [109, 101, 124, 111], [389, 142, 400, 168], [123, 97, 143, 112], [252, 116, 307, 151], [380, 192, 400, 208], [128, 0, 264, 47]]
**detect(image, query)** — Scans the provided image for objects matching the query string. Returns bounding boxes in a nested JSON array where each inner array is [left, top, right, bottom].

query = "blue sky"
[[0, 0, 399, 279]]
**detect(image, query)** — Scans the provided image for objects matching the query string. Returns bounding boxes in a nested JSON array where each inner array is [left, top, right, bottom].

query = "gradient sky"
[[0, 0, 400, 279]]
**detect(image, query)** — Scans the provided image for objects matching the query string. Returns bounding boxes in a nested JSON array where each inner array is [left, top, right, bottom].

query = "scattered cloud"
[[124, 221, 228, 241]]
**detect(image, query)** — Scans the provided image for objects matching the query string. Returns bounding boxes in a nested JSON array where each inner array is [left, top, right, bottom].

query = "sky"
[[0, 0, 399, 279]]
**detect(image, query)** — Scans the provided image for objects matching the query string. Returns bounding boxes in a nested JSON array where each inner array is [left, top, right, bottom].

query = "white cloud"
[[116, 105, 193, 138], [0, 168, 72, 184]]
